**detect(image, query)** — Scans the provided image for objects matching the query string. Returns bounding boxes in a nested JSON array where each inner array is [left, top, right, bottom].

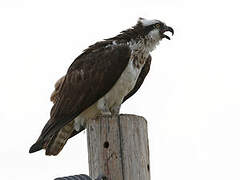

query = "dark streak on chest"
[[132, 51, 149, 69]]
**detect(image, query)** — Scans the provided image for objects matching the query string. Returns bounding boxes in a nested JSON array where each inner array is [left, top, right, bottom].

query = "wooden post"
[[87, 114, 150, 180]]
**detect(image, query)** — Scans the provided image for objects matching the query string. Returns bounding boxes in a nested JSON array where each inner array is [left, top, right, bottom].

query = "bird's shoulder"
[[67, 40, 131, 73]]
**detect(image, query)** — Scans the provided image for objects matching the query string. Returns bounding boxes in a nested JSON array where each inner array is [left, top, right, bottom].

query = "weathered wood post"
[[87, 114, 150, 180]]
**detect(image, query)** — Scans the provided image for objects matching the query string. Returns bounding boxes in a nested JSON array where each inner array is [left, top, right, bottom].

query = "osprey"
[[29, 18, 174, 156]]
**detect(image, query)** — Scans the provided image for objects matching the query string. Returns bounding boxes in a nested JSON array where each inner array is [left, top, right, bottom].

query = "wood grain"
[[87, 114, 150, 180]]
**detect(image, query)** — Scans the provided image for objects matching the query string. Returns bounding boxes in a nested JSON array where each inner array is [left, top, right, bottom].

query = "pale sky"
[[0, 0, 240, 179]]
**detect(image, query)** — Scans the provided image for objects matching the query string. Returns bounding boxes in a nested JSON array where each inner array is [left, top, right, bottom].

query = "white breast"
[[100, 58, 143, 109], [73, 56, 144, 131], [74, 45, 149, 131]]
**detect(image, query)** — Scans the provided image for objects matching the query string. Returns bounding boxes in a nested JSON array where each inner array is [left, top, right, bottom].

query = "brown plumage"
[[30, 45, 132, 155], [50, 76, 65, 104], [29, 18, 173, 155], [45, 121, 74, 155], [42, 55, 152, 156], [30, 49, 151, 155]]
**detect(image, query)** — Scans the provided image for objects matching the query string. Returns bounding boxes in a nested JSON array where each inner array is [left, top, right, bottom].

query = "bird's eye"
[[155, 24, 161, 28]]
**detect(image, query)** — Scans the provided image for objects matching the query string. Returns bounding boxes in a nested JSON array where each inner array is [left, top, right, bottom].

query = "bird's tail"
[[29, 121, 85, 156], [45, 121, 74, 155], [29, 121, 74, 156], [29, 121, 86, 156], [29, 139, 45, 153]]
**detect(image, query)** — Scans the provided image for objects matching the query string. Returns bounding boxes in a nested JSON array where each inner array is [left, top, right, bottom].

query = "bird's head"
[[106, 18, 174, 52], [136, 17, 174, 41]]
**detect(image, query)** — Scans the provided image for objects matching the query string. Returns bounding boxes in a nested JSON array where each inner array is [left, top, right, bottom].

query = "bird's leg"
[[99, 108, 112, 116], [97, 98, 112, 117], [73, 116, 86, 131], [110, 104, 121, 115]]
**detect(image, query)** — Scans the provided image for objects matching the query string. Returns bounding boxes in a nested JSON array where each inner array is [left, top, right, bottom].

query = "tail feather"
[[29, 139, 44, 153], [29, 121, 86, 156], [45, 121, 74, 156]]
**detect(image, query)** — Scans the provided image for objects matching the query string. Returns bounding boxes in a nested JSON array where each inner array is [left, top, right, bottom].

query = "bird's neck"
[[127, 36, 159, 55]]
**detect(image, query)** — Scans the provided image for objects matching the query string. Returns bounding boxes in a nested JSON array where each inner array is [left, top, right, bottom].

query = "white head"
[[106, 18, 174, 51], [137, 17, 174, 41], [135, 18, 174, 51]]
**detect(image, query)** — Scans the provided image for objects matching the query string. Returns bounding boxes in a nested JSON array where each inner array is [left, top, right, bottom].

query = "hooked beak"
[[162, 26, 174, 40]]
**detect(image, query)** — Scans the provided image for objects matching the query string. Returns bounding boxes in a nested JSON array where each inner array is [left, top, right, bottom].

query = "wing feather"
[[33, 45, 131, 146], [69, 55, 152, 139]]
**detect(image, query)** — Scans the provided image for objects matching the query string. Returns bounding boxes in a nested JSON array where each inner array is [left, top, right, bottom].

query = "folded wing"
[[29, 45, 131, 153]]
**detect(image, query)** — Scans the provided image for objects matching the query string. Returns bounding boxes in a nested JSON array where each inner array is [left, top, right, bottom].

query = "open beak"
[[162, 26, 174, 40]]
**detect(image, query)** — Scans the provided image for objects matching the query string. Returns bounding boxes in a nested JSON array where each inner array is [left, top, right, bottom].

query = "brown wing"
[[68, 55, 152, 140], [29, 45, 131, 153], [123, 55, 152, 102], [50, 75, 65, 104]]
